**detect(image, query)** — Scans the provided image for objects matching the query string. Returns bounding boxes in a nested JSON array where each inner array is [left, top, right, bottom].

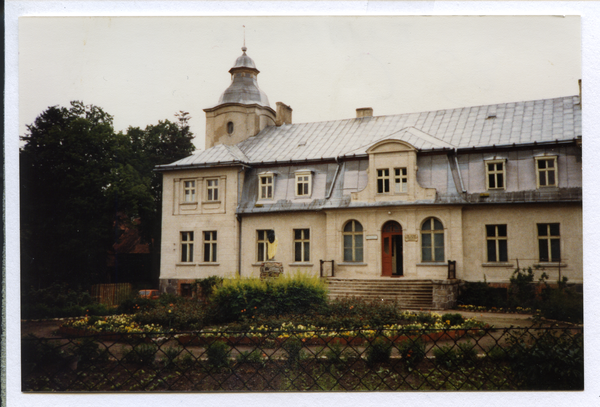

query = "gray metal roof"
[[159, 95, 581, 169]]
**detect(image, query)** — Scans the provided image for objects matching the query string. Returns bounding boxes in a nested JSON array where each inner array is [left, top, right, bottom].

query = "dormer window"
[[377, 169, 390, 193], [485, 160, 506, 190], [394, 168, 408, 193], [295, 171, 312, 197], [258, 173, 274, 200], [536, 156, 558, 188]]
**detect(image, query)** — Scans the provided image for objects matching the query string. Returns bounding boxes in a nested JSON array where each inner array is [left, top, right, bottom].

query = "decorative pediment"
[[367, 139, 417, 154]]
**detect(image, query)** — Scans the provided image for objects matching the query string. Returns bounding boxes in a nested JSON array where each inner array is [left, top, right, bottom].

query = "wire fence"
[[22, 326, 583, 391]]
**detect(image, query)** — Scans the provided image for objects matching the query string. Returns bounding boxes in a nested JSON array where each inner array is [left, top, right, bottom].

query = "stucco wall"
[[324, 206, 464, 280], [461, 203, 582, 283], [159, 166, 242, 283], [240, 211, 327, 278]]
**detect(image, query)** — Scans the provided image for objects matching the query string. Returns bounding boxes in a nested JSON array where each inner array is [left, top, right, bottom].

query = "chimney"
[[356, 107, 373, 118], [275, 102, 293, 126]]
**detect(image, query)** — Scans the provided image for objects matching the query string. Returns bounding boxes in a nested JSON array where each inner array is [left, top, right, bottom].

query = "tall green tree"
[[20, 102, 195, 289]]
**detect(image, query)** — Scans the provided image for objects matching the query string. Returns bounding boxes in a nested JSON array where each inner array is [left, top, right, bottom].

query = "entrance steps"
[[325, 278, 434, 310]]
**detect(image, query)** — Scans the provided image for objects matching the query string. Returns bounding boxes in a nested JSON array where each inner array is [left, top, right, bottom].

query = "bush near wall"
[[209, 273, 328, 323]]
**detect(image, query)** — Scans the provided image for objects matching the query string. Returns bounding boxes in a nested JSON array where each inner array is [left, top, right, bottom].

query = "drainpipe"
[[453, 150, 466, 193], [326, 157, 342, 199], [236, 166, 246, 277]]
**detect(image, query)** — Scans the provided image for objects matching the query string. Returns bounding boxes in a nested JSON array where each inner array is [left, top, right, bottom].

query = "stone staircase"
[[325, 278, 434, 309]]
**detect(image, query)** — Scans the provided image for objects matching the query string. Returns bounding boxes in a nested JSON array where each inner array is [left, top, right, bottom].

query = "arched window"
[[343, 220, 364, 262], [421, 218, 444, 262]]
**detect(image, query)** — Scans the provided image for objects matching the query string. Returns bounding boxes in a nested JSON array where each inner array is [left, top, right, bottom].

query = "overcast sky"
[[20, 16, 580, 151]]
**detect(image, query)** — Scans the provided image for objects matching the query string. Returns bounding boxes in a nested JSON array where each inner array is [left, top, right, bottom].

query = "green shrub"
[[508, 267, 536, 308], [538, 287, 583, 323], [117, 297, 157, 314], [133, 299, 206, 330], [433, 344, 459, 369], [161, 346, 182, 368], [236, 349, 264, 365], [485, 345, 508, 361], [75, 338, 109, 365], [507, 330, 583, 390], [210, 272, 328, 323], [205, 340, 231, 369], [397, 339, 425, 370], [194, 276, 224, 301], [282, 337, 304, 365], [366, 337, 392, 366], [441, 313, 465, 327], [324, 343, 346, 365], [457, 341, 478, 364], [122, 343, 158, 365], [458, 281, 507, 308]]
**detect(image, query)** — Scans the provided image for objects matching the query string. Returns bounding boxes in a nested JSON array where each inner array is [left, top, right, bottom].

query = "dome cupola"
[[217, 47, 270, 107]]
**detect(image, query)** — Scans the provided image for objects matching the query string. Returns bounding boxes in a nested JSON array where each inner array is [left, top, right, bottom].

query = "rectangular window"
[[203, 231, 217, 262], [257, 230, 269, 262], [183, 180, 196, 202], [296, 173, 311, 196], [259, 174, 274, 200], [206, 179, 219, 201], [180, 232, 194, 262], [377, 169, 390, 193], [536, 157, 557, 188], [486, 225, 508, 262], [486, 160, 505, 190], [394, 168, 408, 193], [538, 223, 560, 262], [294, 229, 310, 262]]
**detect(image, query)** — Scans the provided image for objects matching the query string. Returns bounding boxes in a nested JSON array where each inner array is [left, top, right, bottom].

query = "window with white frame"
[[257, 230, 269, 262], [485, 160, 506, 190], [203, 231, 217, 263], [295, 172, 311, 196], [343, 220, 364, 262], [538, 223, 561, 262], [180, 232, 194, 263], [421, 218, 444, 262], [377, 169, 390, 193], [206, 179, 219, 201], [259, 174, 274, 200], [486, 225, 508, 262], [536, 157, 558, 188], [294, 229, 310, 262], [394, 168, 408, 193], [183, 180, 196, 202]]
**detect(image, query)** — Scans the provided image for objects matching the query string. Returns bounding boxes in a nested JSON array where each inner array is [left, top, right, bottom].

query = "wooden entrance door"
[[382, 221, 403, 276]]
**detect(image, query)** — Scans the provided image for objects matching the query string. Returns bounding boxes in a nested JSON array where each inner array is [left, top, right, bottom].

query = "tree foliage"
[[20, 102, 195, 288]]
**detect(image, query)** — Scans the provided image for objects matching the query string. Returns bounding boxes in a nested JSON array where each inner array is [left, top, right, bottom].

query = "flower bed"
[[59, 311, 487, 345], [457, 304, 539, 314]]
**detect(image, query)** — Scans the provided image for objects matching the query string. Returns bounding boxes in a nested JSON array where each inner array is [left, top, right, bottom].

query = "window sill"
[[289, 262, 313, 267], [416, 262, 447, 267], [180, 201, 197, 205], [198, 263, 220, 267], [338, 262, 368, 266], [202, 200, 222, 204], [176, 263, 196, 266], [537, 262, 568, 268], [482, 262, 514, 267]]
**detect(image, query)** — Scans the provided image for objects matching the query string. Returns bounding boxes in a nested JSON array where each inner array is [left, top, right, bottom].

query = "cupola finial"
[[242, 25, 247, 53]]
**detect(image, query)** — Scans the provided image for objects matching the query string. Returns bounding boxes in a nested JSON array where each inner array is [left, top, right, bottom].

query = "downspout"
[[326, 157, 342, 199], [453, 150, 466, 193], [236, 166, 246, 277]]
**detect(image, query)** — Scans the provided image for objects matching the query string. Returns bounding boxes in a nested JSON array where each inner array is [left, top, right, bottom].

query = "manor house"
[[156, 47, 582, 308]]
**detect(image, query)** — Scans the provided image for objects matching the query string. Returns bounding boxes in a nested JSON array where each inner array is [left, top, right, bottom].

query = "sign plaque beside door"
[[404, 234, 418, 242]]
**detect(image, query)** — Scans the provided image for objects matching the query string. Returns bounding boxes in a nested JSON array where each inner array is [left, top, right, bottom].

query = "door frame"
[[381, 221, 403, 277]]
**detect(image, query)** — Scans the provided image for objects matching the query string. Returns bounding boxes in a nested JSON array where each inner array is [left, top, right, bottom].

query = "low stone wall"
[[431, 279, 461, 310], [260, 262, 283, 280]]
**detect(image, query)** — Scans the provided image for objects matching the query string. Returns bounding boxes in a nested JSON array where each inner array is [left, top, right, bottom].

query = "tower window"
[[227, 121, 234, 135]]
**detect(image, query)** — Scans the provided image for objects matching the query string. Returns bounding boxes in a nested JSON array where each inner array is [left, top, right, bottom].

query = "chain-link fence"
[[22, 326, 583, 391]]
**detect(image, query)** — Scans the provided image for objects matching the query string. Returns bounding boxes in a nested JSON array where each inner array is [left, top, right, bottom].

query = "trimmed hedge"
[[209, 272, 328, 323]]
